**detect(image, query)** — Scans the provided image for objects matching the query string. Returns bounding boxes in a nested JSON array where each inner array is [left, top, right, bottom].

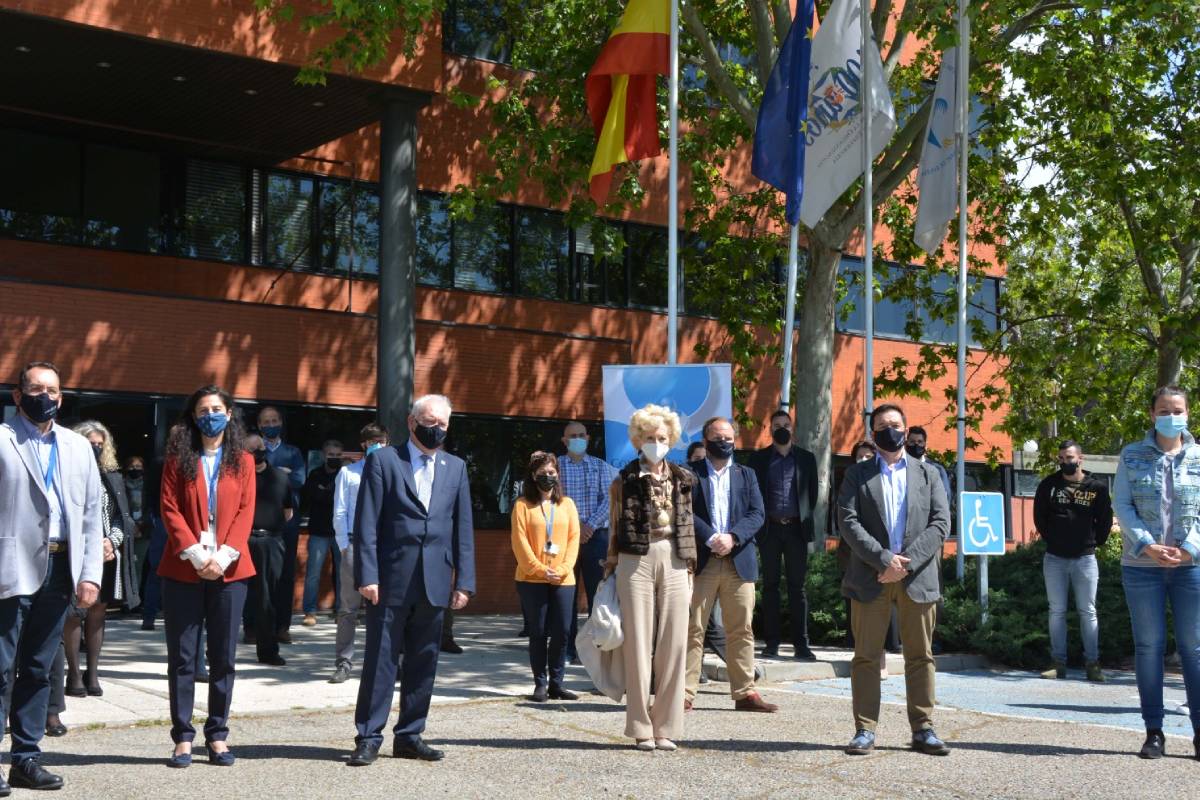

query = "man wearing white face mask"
[[329, 422, 390, 684]]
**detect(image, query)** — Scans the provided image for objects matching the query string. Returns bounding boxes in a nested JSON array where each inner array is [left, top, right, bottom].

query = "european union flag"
[[751, 0, 816, 226]]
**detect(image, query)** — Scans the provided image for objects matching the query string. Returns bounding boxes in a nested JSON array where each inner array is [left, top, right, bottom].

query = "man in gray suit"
[[0, 361, 103, 791], [837, 403, 951, 757]]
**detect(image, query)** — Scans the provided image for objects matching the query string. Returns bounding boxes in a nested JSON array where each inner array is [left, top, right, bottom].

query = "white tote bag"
[[577, 575, 625, 701]]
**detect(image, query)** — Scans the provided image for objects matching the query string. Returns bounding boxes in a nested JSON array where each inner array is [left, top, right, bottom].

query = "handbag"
[[577, 574, 625, 701]]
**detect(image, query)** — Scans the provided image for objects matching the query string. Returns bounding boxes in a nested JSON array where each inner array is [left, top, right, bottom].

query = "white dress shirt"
[[877, 452, 909, 554], [408, 440, 437, 510], [333, 459, 365, 551], [705, 458, 732, 549]]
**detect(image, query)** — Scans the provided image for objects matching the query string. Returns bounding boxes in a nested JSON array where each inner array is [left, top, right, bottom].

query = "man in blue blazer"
[[683, 417, 777, 713], [348, 394, 475, 766]]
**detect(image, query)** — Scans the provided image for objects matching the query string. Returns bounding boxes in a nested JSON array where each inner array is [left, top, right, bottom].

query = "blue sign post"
[[960, 491, 1006, 622]]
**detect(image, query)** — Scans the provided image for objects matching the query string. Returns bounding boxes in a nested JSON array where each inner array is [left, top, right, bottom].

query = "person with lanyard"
[[257, 406, 305, 643], [1113, 385, 1200, 760], [511, 451, 581, 702], [0, 361, 104, 792], [557, 421, 617, 663], [329, 422, 389, 684], [158, 385, 256, 768]]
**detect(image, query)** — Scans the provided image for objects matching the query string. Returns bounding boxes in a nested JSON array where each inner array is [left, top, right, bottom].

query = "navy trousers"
[[0, 552, 73, 765], [354, 575, 444, 748], [516, 581, 574, 689], [162, 577, 248, 744]]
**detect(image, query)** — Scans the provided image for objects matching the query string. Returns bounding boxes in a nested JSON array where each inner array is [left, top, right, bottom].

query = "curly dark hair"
[[166, 384, 246, 482], [522, 451, 563, 505]]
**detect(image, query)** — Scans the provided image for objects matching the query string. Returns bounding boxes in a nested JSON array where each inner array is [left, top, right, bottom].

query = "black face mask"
[[535, 474, 558, 491], [91, 443, 103, 459], [252, 449, 267, 465], [19, 391, 58, 424], [905, 443, 927, 459], [772, 427, 792, 446], [1060, 462, 1079, 476], [126, 469, 143, 480], [706, 439, 735, 460], [326, 457, 343, 471], [874, 426, 906, 454], [413, 423, 447, 450]]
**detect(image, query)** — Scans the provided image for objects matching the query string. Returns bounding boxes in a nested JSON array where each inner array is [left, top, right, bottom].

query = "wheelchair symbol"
[[967, 498, 1000, 550]]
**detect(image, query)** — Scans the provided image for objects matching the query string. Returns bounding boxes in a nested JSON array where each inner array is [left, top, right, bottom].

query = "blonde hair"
[[74, 420, 120, 473], [628, 404, 682, 448]]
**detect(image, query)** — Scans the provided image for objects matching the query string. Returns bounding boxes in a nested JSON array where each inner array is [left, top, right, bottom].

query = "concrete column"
[[378, 97, 420, 433]]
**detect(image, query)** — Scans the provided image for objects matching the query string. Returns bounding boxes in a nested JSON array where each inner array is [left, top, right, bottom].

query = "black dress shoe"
[[45, 719, 68, 737], [760, 646, 779, 659], [276, 630, 292, 644], [393, 736, 444, 761], [65, 685, 86, 698], [0, 769, 10, 797], [440, 640, 463, 655], [8, 760, 64, 790], [1139, 729, 1166, 759], [86, 683, 103, 697], [794, 646, 817, 661], [348, 741, 380, 766], [258, 654, 287, 666], [548, 686, 578, 700], [531, 685, 548, 702]]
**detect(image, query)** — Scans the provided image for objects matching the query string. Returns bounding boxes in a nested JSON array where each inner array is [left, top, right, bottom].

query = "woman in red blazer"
[[158, 384, 256, 768]]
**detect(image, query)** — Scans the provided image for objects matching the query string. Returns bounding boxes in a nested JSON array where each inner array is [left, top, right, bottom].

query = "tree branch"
[[748, 0, 779, 85], [882, 0, 917, 78], [871, 0, 893, 52], [1114, 187, 1169, 311], [681, 2, 758, 130], [992, 1, 1082, 52]]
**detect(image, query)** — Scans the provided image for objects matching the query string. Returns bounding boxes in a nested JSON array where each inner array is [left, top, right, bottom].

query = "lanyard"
[[541, 501, 556, 547], [202, 448, 222, 524]]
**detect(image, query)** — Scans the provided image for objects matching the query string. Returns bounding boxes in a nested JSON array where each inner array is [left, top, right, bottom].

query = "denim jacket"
[[1114, 430, 1200, 567]]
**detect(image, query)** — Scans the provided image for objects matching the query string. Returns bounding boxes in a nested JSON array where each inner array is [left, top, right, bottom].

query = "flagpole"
[[666, 0, 680, 365], [860, 0, 874, 436], [780, 226, 800, 410], [954, 0, 970, 583]]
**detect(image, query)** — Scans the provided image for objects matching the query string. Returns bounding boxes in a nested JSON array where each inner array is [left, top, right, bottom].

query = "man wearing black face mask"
[[244, 434, 293, 665], [838, 403, 951, 757], [1033, 440, 1113, 682], [749, 408, 819, 660], [301, 440, 344, 626]]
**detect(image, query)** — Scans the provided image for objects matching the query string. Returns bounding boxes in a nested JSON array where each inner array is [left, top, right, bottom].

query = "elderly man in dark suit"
[[348, 394, 475, 767], [0, 361, 104, 792], [838, 403, 951, 757], [684, 417, 774, 712]]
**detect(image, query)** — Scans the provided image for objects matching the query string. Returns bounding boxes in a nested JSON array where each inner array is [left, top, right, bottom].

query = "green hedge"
[[755, 535, 1151, 670]]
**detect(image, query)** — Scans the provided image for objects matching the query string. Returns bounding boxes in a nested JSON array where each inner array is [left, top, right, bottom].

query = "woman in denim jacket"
[[1113, 385, 1200, 760]]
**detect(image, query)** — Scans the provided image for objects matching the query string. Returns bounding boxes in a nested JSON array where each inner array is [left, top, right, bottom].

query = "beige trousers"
[[684, 556, 757, 701], [616, 538, 691, 741], [850, 581, 938, 733]]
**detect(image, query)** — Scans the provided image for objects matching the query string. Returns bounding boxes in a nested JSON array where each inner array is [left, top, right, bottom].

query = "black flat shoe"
[[206, 747, 235, 766], [45, 719, 67, 738], [348, 741, 380, 766], [86, 684, 103, 697], [65, 685, 86, 698], [257, 655, 287, 666], [8, 760, 63, 790], [393, 736, 444, 761], [167, 750, 192, 768], [548, 686, 578, 701], [1139, 729, 1166, 759], [531, 685, 548, 702]]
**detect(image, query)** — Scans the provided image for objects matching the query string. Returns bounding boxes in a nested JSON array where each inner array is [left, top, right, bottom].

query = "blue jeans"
[[302, 535, 340, 615], [1122, 565, 1200, 732], [1043, 553, 1099, 664]]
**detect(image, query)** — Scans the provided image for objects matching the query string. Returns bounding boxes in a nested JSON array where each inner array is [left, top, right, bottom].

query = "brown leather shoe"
[[683, 699, 693, 712], [734, 692, 778, 713]]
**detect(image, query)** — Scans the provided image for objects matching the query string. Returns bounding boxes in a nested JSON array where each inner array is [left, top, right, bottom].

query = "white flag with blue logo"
[[797, 0, 896, 229], [914, 48, 959, 254]]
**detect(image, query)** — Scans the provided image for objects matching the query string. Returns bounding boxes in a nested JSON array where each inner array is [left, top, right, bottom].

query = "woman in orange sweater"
[[511, 451, 581, 702]]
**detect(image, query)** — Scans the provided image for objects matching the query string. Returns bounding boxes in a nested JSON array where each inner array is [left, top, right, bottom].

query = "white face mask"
[[640, 442, 670, 464]]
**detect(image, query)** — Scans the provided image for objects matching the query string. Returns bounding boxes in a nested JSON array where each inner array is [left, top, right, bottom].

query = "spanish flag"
[[585, 0, 670, 204]]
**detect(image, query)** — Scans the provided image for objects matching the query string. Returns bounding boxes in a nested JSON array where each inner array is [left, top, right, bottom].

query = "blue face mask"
[[1154, 413, 1188, 438], [197, 412, 229, 438], [566, 438, 588, 456], [365, 442, 385, 456], [261, 424, 282, 440]]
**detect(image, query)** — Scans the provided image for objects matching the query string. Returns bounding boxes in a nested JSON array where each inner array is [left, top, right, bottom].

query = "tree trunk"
[[1156, 332, 1183, 389], [792, 239, 842, 541]]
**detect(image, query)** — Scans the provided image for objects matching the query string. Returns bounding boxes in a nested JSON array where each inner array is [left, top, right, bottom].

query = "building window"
[[265, 173, 315, 270], [82, 144, 163, 253], [0, 129, 82, 244], [627, 224, 668, 309], [417, 192, 453, 287], [443, 0, 513, 64], [319, 179, 380, 275], [452, 202, 511, 293], [179, 159, 247, 263], [514, 207, 569, 299]]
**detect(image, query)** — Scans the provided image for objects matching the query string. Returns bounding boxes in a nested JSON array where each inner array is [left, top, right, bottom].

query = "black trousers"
[[0, 552, 72, 764], [275, 515, 300, 633], [516, 581, 574, 688], [759, 519, 811, 650], [247, 532, 284, 661], [163, 577, 248, 744]]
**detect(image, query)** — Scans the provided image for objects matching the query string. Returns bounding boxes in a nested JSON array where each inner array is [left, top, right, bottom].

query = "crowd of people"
[[1, 359, 1198, 790]]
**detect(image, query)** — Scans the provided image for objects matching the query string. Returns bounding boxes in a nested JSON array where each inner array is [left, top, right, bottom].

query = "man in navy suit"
[[347, 394, 475, 766], [683, 417, 777, 713]]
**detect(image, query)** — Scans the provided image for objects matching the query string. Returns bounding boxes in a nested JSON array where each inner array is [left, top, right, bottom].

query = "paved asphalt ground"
[[10, 615, 1198, 799]]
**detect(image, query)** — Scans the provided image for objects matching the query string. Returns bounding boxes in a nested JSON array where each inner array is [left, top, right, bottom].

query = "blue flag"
[[751, 0, 816, 226]]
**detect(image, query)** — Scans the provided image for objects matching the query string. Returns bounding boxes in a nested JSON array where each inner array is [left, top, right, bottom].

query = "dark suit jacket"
[[690, 460, 766, 582], [353, 441, 476, 607], [837, 456, 950, 604], [749, 444, 819, 542]]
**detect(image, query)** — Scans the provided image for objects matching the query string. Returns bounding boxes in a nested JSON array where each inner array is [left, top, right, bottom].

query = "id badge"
[[545, 541, 560, 556]]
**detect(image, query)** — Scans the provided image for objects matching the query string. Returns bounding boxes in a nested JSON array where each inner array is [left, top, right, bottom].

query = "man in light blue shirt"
[[329, 422, 390, 684]]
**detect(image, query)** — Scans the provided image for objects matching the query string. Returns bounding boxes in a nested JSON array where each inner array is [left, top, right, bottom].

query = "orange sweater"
[[511, 496, 580, 584]]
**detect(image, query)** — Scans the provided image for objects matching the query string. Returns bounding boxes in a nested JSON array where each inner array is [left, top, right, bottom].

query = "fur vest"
[[612, 459, 697, 564]]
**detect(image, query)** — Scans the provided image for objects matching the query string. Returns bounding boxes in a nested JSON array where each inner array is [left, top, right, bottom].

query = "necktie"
[[418, 454, 433, 509]]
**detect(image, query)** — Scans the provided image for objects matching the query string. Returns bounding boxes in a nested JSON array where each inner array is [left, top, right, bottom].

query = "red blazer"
[[158, 451, 257, 583]]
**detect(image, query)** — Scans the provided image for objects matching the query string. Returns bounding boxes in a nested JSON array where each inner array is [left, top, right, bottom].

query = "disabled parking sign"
[[960, 492, 1006, 555]]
